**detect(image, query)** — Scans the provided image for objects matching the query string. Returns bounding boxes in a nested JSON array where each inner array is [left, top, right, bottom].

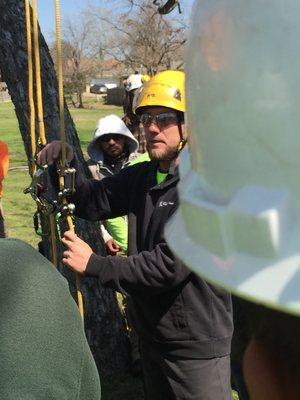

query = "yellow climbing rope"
[[25, 0, 58, 268], [32, 0, 46, 148], [24, 0, 84, 319], [25, 0, 36, 177], [54, 0, 84, 319]]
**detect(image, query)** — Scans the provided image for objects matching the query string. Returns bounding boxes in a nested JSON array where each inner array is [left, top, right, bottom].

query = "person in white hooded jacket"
[[87, 114, 141, 374], [87, 114, 139, 255]]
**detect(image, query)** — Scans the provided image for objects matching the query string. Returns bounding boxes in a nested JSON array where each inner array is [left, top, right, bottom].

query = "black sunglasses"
[[140, 112, 180, 129], [100, 134, 123, 142]]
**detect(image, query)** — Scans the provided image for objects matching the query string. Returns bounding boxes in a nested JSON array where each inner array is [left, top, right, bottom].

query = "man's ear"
[[181, 123, 187, 140]]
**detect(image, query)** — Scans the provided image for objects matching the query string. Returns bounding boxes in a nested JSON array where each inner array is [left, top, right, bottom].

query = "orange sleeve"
[[0, 141, 9, 179], [0, 142, 9, 197]]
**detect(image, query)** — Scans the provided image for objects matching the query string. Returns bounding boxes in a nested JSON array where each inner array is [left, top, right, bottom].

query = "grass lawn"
[[0, 99, 239, 400], [0, 102, 27, 167], [0, 101, 37, 244]]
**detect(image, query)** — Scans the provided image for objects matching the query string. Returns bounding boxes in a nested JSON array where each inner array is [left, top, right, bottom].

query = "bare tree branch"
[[86, 0, 187, 73]]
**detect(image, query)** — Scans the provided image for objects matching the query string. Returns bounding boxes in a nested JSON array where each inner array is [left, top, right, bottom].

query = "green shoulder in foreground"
[[0, 238, 101, 400]]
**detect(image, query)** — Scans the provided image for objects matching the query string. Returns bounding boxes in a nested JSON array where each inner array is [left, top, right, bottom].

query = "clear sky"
[[37, 0, 85, 42], [37, 0, 194, 43]]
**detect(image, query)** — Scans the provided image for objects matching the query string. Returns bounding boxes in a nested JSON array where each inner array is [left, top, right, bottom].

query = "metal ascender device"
[[24, 163, 76, 238], [56, 163, 76, 221]]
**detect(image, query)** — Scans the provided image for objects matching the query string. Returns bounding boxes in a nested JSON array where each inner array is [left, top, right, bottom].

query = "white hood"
[[87, 114, 139, 162]]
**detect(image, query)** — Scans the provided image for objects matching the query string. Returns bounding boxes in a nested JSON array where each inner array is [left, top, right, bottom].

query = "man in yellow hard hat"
[[38, 70, 233, 400]]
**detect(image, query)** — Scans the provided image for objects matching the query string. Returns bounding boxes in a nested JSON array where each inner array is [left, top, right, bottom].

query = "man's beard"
[[146, 142, 178, 161]]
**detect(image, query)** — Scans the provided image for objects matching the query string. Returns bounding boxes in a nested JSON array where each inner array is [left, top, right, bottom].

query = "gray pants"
[[140, 341, 232, 400]]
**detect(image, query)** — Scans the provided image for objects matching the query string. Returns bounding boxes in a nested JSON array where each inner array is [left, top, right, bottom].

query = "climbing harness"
[[24, 0, 84, 319]]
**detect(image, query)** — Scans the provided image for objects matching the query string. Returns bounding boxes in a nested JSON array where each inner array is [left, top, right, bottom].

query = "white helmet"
[[166, 0, 300, 315], [125, 74, 143, 92]]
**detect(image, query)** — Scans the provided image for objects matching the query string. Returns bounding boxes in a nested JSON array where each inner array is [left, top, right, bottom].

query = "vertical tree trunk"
[[78, 91, 84, 108], [0, 0, 129, 376]]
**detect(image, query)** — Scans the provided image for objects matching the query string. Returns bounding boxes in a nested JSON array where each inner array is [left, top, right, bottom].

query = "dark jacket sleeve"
[[70, 163, 138, 221], [85, 241, 192, 296]]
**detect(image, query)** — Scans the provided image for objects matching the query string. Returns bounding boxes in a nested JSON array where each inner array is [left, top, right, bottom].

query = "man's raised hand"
[[37, 140, 74, 166]]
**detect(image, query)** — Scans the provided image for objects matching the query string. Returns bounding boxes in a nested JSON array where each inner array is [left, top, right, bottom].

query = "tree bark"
[[0, 0, 129, 376]]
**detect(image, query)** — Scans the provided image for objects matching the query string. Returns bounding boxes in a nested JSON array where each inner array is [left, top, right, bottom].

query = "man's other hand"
[[106, 238, 121, 255], [62, 230, 93, 274], [37, 140, 74, 166]]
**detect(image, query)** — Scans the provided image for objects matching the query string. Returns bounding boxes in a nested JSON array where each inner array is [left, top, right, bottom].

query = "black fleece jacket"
[[72, 160, 233, 358]]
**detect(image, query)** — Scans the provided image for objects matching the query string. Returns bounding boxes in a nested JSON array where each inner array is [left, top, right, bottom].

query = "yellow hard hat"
[[133, 70, 185, 114]]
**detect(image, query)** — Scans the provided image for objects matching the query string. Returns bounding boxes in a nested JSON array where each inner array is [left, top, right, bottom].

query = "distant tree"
[[90, 0, 187, 73], [53, 41, 86, 108], [50, 15, 105, 108]]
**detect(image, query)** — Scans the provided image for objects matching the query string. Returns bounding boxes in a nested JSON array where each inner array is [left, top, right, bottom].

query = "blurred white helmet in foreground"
[[166, 0, 300, 315]]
